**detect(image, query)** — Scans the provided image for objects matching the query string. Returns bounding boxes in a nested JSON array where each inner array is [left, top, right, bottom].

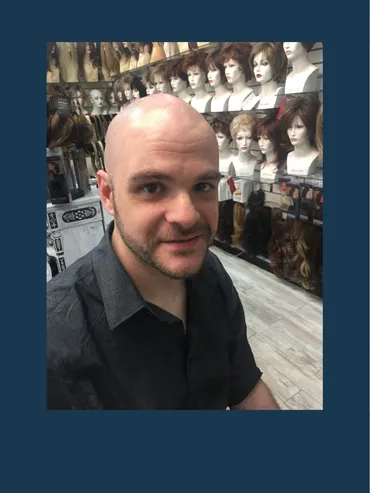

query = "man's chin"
[[154, 252, 207, 279]]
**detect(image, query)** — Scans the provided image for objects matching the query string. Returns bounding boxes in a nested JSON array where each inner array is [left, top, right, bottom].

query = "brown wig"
[[209, 115, 232, 141], [101, 42, 120, 77], [315, 104, 323, 159], [129, 42, 140, 61], [68, 85, 88, 110], [47, 42, 59, 72], [138, 42, 153, 55], [150, 63, 171, 84], [301, 42, 316, 52], [77, 42, 100, 71], [221, 42, 253, 81], [249, 42, 287, 82], [205, 48, 227, 84], [183, 50, 208, 74], [131, 76, 147, 98], [169, 59, 189, 85], [279, 96, 321, 148], [113, 77, 129, 107], [253, 116, 288, 169]]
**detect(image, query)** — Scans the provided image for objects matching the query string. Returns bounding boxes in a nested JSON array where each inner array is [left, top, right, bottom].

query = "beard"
[[112, 196, 215, 280]]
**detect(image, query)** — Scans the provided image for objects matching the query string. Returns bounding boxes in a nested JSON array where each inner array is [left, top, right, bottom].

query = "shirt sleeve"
[[211, 254, 263, 407]]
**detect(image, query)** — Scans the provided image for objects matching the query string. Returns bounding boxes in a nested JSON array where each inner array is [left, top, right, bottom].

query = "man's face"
[[110, 118, 220, 279]]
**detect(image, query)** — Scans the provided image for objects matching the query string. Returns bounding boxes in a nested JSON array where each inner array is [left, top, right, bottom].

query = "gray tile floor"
[[211, 247, 323, 410]]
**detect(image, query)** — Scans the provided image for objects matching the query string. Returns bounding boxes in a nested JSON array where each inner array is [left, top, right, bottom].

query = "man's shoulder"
[[203, 249, 233, 286]]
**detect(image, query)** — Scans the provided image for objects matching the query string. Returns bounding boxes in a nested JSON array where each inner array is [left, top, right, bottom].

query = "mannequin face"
[[207, 66, 222, 88], [153, 74, 171, 94], [187, 65, 206, 90], [258, 135, 274, 155], [132, 88, 140, 100], [283, 42, 306, 61], [215, 132, 230, 152], [235, 129, 253, 153], [124, 84, 133, 101], [108, 91, 117, 107], [253, 51, 273, 84], [90, 90, 103, 108], [287, 115, 309, 147], [224, 59, 244, 85], [146, 83, 157, 95], [72, 91, 83, 111], [170, 76, 187, 94]]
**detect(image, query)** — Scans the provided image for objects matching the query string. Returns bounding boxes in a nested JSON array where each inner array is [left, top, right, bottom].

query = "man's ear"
[[97, 170, 114, 216]]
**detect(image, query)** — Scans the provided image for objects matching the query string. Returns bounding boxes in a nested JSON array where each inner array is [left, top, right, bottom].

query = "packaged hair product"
[[299, 184, 314, 222]]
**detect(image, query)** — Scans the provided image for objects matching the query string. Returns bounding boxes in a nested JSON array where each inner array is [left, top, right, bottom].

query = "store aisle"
[[211, 247, 323, 411]]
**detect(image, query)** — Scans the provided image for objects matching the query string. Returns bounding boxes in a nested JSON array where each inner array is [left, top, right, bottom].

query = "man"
[[47, 94, 279, 410]]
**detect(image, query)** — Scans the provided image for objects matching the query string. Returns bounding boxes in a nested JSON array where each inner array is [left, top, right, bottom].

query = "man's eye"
[[141, 183, 163, 194], [195, 183, 215, 192]]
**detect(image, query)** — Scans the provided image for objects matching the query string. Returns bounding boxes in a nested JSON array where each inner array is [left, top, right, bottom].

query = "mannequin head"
[[113, 78, 129, 107], [221, 42, 253, 84], [101, 42, 120, 76], [209, 116, 232, 152], [145, 78, 157, 95], [120, 74, 134, 101], [249, 42, 287, 84], [315, 104, 323, 159], [90, 89, 104, 109], [68, 85, 87, 113], [47, 43, 59, 71], [169, 59, 189, 94], [150, 63, 172, 94], [131, 76, 147, 100], [183, 51, 208, 91], [105, 89, 118, 111], [283, 42, 315, 61], [279, 96, 321, 148], [230, 113, 257, 153], [206, 49, 227, 88], [253, 116, 287, 167]]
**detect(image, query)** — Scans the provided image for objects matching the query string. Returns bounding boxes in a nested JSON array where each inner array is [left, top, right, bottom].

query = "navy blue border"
[[2, 2, 368, 491]]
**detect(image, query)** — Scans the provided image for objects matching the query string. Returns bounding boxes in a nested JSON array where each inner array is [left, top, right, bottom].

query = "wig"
[[249, 42, 287, 82], [138, 42, 153, 55], [100, 42, 120, 79], [253, 116, 288, 169], [68, 85, 88, 108], [57, 42, 79, 81], [301, 42, 316, 52], [47, 42, 59, 72], [209, 115, 232, 141], [182, 50, 208, 74], [150, 63, 171, 84], [131, 76, 147, 98], [278, 96, 321, 148], [169, 59, 189, 85], [113, 76, 130, 106], [105, 88, 117, 108], [315, 104, 323, 159], [217, 200, 234, 244], [230, 113, 257, 141], [205, 48, 227, 84], [129, 42, 140, 61], [242, 206, 272, 257], [77, 42, 99, 70], [221, 42, 253, 82]]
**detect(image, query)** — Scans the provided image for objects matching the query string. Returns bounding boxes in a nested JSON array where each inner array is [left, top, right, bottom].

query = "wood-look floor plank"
[[297, 303, 323, 327], [249, 335, 323, 404], [285, 390, 322, 411], [253, 349, 301, 402], [316, 368, 323, 380], [238, 290, 283, 326]]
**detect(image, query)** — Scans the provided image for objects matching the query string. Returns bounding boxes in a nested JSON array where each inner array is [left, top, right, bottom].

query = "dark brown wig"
[[221, 42, 253, 81], [249, 42, 287, 82], [278, 96, 321, 148], [169, 59, 189, 84], [209, 115, 232, 141], [205, 48, 227, 84], [150, 63, 171, 84], [183, 50, 208, 74], [253, 116, 288, 169]]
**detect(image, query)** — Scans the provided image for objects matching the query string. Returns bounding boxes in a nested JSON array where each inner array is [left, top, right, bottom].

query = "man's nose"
[[165, 193, 200, 229]]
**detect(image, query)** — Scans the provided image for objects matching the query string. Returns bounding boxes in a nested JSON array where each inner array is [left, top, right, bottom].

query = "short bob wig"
[[278, 96, 321, 148], [209, 115, 232, 141], [253, 115, 288, 168], [230, 113, 257, 141], [182, 50, 208, 75], [249, 42, 287, 82], [205, 48, 227, 85], [221, 42, 253, 82]]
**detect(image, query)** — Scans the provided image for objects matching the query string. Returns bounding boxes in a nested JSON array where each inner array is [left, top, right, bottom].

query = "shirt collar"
[[93, 221, 219, 330], [93, 221, 146, 330]]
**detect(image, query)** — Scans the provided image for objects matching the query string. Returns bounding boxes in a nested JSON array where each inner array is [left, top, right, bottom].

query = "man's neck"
[[111, 226, 185, 306]]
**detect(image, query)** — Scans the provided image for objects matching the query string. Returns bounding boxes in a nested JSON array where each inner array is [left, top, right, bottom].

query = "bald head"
[[104, 94, 217, 178]]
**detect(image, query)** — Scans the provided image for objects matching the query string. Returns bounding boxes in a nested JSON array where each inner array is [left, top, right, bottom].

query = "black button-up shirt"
[[47, 222, 262, 409]]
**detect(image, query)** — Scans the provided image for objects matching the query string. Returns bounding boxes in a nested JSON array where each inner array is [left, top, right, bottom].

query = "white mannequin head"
[[283, 42, 310, 61], [90, 89, 104, 109], [258, 134, 274, 155], [215, 133, 230, 152], [153, 74, 172, 94], [146, 81, 157, 95], [287, 115, 309, 147], [235, 130, 253, 153], [124, 84, 133, 101], [187, 65, 207, 90], [224, 59, 244, 85], [132, 88, 140, 100], [253, 51, 274, 84], [107, 90, 118, 108], [207, 67, 222, 88], [170, 76, 187, 94]]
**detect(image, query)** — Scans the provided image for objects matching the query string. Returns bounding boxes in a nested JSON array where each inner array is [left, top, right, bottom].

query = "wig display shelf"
[[213, 238, 272, 274], [283, 171, 323, 188], [113, 42, 220, 79], [47, 186, 112, 274]]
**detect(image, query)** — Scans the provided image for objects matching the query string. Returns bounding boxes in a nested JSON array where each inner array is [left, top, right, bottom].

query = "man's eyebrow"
[[128, 169, 222, 183]]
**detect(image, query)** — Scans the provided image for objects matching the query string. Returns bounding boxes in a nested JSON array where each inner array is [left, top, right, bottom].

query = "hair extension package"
[[299, 183, 315, 222], [313, 187, 323, 225], [279, 178, 300, 219]]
